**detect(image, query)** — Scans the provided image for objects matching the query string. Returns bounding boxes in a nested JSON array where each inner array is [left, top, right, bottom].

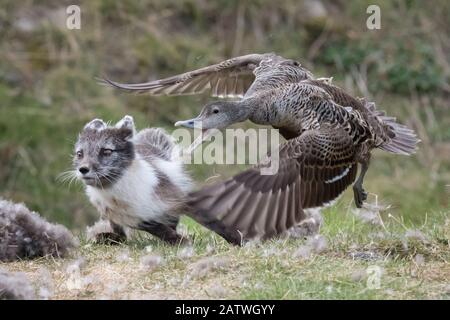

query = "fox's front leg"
[[93, 220, 127, 245], [138, 216, 188, 245]]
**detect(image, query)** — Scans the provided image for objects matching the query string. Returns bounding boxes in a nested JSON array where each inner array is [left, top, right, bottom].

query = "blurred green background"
[[0, 0, 449, 232]]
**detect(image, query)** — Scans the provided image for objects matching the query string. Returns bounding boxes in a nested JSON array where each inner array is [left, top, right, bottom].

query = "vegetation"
[[3, 207, 450, 299], [0, 0, 449, 299]]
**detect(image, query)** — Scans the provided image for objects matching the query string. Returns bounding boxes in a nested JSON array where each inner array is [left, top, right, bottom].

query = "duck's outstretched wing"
[[97, 53, 278, 98], [187, 126, 357, 245]]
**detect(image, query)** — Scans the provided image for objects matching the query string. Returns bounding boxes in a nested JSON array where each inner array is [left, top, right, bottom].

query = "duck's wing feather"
[[244, 60, 314, 97], [97, 53, 278, 98], [187, 126, 357, 244]]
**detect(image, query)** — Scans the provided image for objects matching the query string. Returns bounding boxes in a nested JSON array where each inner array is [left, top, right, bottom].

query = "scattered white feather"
[[0, 268, 35, 300], [243, 238, 261, 249], [293, 245, 312, 260], [294, 235, 328, 260], [177, 224, 189, 238], [353, 203, 385, 226], [36, 267, 53, 300], [205, 243, 216, 255], [115, 250, 132, 263], [414, 254, 425, 266], [139, 254, 164, 271], [444, 284, 450, 295], [261, 246, 282, 257], [206, 282, 228, 298], [65, 257, 86, 274], [188, 257, 230, 279], [368, 231, 387, 240], [306, 235, 328, 254], [405, 229, 428, 243], [286, 208, 322, 238], [325, 285, 333, 294], [65, 257, 94, 291], [177, 246, 195, 259], [253, 282, 265, 290], [99, 280, 127, 299]]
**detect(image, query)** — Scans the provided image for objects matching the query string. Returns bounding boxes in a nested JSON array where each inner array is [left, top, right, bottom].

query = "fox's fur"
[[74, 116, 192, 244]]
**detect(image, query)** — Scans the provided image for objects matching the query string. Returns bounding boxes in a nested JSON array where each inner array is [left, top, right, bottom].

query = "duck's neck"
[[241, 94, 281, 126], [229, 99, 256, 123]]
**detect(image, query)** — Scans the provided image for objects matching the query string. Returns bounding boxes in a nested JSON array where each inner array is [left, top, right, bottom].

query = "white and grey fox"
[[73, 115, 192, 245]]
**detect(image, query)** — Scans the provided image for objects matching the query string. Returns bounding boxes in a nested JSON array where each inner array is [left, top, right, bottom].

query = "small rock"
[[349, 251, 381, 261]]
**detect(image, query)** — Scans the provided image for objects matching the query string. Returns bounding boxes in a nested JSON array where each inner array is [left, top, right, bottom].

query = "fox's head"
[[74, 115, 136, 188]]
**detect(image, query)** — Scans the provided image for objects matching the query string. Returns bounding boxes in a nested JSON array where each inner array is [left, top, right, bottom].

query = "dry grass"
[[2, 202, 449, 300]]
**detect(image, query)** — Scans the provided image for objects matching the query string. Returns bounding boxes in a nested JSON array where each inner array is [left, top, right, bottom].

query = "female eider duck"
[[100, 53, 419, 244]]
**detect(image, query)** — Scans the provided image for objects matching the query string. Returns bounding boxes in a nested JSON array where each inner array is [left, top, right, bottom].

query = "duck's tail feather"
[[360, 99, 420, 155], [379, 119, 420, 155]]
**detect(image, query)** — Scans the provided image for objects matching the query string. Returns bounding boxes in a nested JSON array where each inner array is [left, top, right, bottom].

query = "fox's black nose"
[[79, 167, 90, 175]]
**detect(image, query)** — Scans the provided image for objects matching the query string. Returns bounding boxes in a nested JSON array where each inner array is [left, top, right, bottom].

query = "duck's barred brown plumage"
[[99, 53, 419, 245]]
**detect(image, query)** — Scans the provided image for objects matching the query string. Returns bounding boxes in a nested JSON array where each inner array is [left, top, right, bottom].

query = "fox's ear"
[[116, 115, 136, 132], [115, 115, 136, 139], [84, 119, 106, 131]]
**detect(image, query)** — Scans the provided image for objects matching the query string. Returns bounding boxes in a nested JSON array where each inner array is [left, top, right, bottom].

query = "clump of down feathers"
[[0, 198, 78, 261], [0, 268, 35, 300]]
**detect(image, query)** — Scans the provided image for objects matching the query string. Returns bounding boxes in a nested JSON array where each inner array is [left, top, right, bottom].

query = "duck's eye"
[[76, 150, 83, 159], [101, 148, 113, 156], [213, 108, 219, 114], [293, 61, 300, 66]]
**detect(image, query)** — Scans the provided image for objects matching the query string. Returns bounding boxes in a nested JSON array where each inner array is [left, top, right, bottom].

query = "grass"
[[2, 200, 449, 300]]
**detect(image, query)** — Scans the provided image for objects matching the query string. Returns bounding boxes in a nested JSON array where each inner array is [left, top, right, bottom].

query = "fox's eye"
[[213, 108, 219, 114], [101, 148, 113, 156], [76, 151, 83, 159]]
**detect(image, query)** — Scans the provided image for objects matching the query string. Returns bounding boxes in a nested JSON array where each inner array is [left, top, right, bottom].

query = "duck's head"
[[175, 100, 251, 130]]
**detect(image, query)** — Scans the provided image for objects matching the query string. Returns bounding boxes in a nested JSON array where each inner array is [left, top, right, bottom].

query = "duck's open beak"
[[174, 117, 202, 129], [174, 118, 215, 154]]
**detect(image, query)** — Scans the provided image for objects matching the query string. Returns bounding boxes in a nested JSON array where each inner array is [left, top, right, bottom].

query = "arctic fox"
[[73, 115, 192, 244]]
